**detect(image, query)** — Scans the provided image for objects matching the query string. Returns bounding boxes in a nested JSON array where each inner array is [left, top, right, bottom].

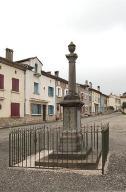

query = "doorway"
[[43, 105, 46, 121]]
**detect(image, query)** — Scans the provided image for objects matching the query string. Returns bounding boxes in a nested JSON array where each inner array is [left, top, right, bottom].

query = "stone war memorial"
[[9, 42, 109, 174], [60, 42, 84, 153]]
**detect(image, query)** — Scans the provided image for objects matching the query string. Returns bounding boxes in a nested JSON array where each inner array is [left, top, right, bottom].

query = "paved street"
[[0, 113, 126, 192]]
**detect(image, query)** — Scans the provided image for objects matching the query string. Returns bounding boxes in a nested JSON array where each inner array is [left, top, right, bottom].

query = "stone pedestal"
[[59, 131, 82, 152], [60, 94, 83, 153]]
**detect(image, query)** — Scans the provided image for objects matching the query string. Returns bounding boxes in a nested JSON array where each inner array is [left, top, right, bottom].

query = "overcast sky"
[[0, 0, 126, 95]]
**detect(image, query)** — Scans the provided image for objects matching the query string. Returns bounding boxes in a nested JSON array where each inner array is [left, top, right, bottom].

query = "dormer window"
[[35, 63, 38, 73], [34, 63, 41, 77]]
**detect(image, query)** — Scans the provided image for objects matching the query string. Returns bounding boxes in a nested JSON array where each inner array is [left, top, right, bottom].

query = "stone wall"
[[0, 115, 56, 128]]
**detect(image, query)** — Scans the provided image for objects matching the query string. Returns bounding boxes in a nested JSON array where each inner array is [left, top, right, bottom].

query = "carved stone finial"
[[68, 42, 76, 53]]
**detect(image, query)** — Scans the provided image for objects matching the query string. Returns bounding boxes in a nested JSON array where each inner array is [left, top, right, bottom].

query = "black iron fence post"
[[9, 130, 11, 167], [102, 123, 109, 174]]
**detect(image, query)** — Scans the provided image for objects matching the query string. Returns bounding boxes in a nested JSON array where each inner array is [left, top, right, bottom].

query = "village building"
[[100, 93, 108, 114], [89, 86, 101, 115], [108, 93, 121, 111], [77, 80, 91, 116], [15, 57, 56, 121], [120, 92, 126, 105], [0, 48, 25, 118], [120, 92, 126, 113], [54, 71, 68, 120]]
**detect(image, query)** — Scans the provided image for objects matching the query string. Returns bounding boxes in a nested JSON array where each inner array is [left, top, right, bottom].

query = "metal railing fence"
[[9, 123, 109, 174]]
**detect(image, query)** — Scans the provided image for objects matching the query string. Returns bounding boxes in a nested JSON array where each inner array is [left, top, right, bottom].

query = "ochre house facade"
[[0, 49, 25, 118]]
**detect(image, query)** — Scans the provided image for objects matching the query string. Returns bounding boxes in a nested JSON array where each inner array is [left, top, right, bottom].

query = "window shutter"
[[15, 79, 19, 92], [56, 87, 58, 96], [11, 103, 20, 117], [52, 87, 54, 96], [60, 88, 62, 97], [0, 74, 4, 89], [12, 78, 19, 92], [34, 82, 39, 94], [48, 105, 54, 115], [48, 87, 54, 97]]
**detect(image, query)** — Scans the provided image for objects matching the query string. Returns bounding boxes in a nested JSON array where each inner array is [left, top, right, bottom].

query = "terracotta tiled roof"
[[120, 96, 126, 98], [41, 70, 68, 83], [15, 56, 43, 65], [0, 57, 26, 71], [89, 87, 101, 94], [77, 83, 89, 88], [101, 93, 109, 97]]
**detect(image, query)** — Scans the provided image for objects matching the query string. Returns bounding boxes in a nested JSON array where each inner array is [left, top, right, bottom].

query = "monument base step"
[[35, 150, 101, 170], [48, 147, 92, 160]]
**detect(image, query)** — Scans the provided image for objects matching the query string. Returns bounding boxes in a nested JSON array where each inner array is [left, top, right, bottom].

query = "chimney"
[[97, 86, 100, 91], [55, 71, 59, 77], [6, 48, 13, 61], [89, 82, 92, 88], [47, 71, 51, 75], [85, 80, 88, 85]]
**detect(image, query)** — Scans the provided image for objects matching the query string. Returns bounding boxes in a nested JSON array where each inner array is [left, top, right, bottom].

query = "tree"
[[107, 106, 114, 111], [122, 102, 126, 109]]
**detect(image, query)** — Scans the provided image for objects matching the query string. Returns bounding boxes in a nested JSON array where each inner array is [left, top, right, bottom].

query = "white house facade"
[[108, 94, 121, 111], [16, 57, 56, 121]]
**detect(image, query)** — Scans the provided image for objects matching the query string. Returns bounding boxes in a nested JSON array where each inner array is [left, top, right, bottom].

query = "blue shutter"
[[48, 105, 54, 115], [32, 104, 41, 115], [34, 83, 39, 94], [48, 87, 54, 97]]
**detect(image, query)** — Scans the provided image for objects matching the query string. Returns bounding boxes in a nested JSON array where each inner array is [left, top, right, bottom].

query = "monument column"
[[60, 42, 84, 152], [66, 42, 78, 95]]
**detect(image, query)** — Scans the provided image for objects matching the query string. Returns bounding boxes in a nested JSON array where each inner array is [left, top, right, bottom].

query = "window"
[[31, 104, 42, 115], [48, 86, 54, 97], [12, 78, 19, 92], [58, 88, 60, 96], [35, 63, 38, 73], [57, 103, 60, 111], [80, 92, 84, 100], [64, 89, 68, 96], [85, 105, 88, 112], [84, 93, 88, 100], [66, 84, 68, 89], [11, 103, 20, 117], [0, 74, 4, 89], [48, 105, 54, 115], [34, 82, 39, 94], [56, 86, 62, 97], [57, 81, 60, 86]]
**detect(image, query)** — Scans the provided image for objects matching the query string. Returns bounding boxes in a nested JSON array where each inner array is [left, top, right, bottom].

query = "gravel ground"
[[0, 113, 126, 192]]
